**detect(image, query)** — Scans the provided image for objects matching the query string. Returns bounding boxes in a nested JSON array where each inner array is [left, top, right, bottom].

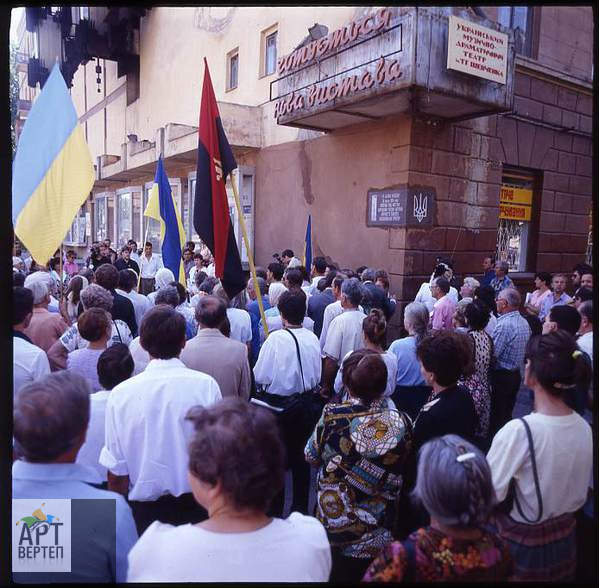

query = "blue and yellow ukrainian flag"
[[302, 214, 312, 272], [144, 156, 186, 284], [12, 64, 95, 264]]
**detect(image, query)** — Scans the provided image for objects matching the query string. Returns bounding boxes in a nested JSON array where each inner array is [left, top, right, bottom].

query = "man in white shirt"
[[254, 289, 322, 515], [127, 239, 141, 267], [99, 305, 222, 535], [116, 268, 151, 331], [577, 301, 593, 365], [281, 248, 301, 269], [13, 287, 50, 397], [139, 241, 163, 296], [321, 278, 366, 397], [213, 285, 252, 354], [319, 274, 347, 352], [308, 257, 327, 295]]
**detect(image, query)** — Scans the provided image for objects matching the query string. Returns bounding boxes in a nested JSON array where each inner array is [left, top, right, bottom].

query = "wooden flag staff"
[[230, 170, 269, 337]]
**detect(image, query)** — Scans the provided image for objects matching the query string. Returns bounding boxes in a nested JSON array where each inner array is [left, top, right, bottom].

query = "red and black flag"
[[194, 58, 246, 299]]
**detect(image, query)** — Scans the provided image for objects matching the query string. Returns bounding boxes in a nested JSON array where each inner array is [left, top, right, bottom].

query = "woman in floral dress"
[[459, 299, 494, 449], [305, 349, 413, 584], [363, 435, 512, 582]]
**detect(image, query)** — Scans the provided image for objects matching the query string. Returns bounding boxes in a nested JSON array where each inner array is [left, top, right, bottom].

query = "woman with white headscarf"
[[147, 268, 175, 305]]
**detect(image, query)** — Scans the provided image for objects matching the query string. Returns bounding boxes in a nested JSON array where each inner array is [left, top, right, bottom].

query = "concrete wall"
[[253, 115, 413, 274]]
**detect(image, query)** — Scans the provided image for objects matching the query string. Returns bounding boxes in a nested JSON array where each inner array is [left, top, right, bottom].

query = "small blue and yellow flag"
[[12, 64, 95, 264], [144, 157, 187, 284], [302, 214, 312, 272]]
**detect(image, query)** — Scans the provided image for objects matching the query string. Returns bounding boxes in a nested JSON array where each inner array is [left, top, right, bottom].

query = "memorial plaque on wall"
[[367, 186, 435, 227]]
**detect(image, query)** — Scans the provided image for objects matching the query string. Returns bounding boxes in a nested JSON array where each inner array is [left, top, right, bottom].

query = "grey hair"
[[454, 298, 472, 327], [463, 277, 480, 290], [412, 434, 496, 528], [498, 287, 521, 308], [579, 300, 593, 323], [403, 302, 429, 344], [361, 267, 376, 282], [496, 260, 509, 273], [24, 273, 49, 304], [154, 285, 180, 308], [14, 371, 91, 462], [80, 284, 114, 312], [248, 276, 266, 296], [341, 277, 363, 306]]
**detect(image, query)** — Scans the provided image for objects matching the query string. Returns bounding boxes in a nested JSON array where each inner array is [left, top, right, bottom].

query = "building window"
[[79, 6, 89, 20], [227, 49, 239, 91], [116, 191, 133, 249], [495, 170, 536, 272], [261, 27, 278, 77], [497, 6, 534, 58], [94, 195, 108, 242], [64, 207, 87, 245]]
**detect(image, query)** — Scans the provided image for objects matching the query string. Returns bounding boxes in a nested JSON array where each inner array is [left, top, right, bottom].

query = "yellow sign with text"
[[499, 203, 532, 221], [500, 186, 533, 206]]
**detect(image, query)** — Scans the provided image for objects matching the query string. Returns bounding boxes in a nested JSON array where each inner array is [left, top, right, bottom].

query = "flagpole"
[[59, 242, 64, 302], [230, 170, 269, 337]]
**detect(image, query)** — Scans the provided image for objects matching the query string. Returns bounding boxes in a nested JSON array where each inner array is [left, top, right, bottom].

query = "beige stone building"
[[15, 6, 593, 328]]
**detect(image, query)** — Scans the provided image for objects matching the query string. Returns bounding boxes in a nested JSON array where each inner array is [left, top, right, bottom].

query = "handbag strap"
[[513, 416, 544, 523], [284, 328, 306, 393], [112, 320, 123, 344]]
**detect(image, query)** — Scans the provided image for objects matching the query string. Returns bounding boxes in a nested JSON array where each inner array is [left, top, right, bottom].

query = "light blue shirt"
[[492, 310, 531, 371], [388, 335, 425, 386], [12, 461, 138, 583], [539, 292, 572, 321]]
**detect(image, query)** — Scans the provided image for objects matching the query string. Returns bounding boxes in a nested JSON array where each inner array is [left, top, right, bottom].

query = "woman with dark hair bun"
[[128, 398, 331, 582], [459, 299, 494, 448], [333, 309, 397, 404], [306, 349, 413, 584], [487, 330, 592, 582]]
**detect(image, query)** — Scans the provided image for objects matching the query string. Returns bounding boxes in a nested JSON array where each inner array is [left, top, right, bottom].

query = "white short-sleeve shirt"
[[486, 412, 593, 524], [76, 390, 110, 483], [322, 309, 366, 363], [254, 328, 321, 396], [59, 320, 132, 352], [99, 358, 222, 501], [227, 308, 252, 344], [13, 336, 50, 397], [127, 512, 331, 582]]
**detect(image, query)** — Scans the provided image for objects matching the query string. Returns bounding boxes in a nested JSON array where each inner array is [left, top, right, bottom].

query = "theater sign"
[[271, 7, 515, 131]]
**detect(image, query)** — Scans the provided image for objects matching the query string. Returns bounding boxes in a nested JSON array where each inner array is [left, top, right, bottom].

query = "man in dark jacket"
[[360, 267, 395, 320], [307, 270, 337, 338], [114, 246, 140, 276], [94, 264, 138, 337]]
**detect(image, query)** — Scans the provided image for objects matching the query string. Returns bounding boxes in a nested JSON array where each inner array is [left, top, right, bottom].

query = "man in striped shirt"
[[490, 288, 531, 437]]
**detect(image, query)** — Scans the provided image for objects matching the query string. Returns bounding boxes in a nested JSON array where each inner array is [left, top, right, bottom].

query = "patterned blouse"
[[304, 398, 413, 559], [460, 329, 493, 439], [363, 526, 512, 582]]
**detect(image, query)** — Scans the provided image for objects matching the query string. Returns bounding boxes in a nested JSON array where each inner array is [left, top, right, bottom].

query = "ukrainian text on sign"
[[447, 15, 508, 84]]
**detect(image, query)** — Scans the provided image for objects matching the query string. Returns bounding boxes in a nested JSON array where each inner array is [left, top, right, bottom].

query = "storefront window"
[[495, 171, 535, 272], [116, 191, 132, 248]]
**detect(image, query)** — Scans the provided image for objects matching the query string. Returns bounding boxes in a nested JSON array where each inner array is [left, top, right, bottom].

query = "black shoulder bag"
[[499, 417, 544, 523]]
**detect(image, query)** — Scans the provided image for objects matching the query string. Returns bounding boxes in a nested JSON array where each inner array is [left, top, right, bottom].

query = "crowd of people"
[[11, 241, 594, 583]]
